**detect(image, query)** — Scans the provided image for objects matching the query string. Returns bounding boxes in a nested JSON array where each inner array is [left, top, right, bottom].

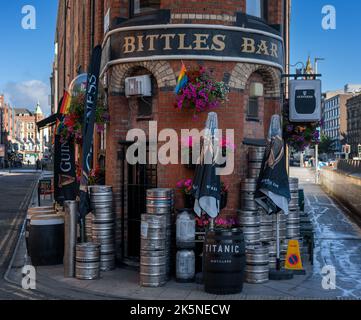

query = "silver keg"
[[238, 210, 261, 245], [89, 185, 115, 272], [248, 146, 265, 162], [260, 212, 273, 242], [141, 214, 166, 251], [176, 250, 195, 282], [268, 240, 286, 269], [248, 146, 265, 179], [75, 243, 100, 280], [140, 250, 166, 287], [85, 213, 94, 242], [245, 244, 269, 284], [240, 179, 258, 210]]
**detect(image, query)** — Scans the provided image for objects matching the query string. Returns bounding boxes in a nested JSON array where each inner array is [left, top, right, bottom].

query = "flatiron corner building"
[[52, 0, 290, 261]]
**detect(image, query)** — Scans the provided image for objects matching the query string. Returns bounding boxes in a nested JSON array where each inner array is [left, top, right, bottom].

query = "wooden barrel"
[[203, 228, 246, 294], [28, 214, 64, 266]]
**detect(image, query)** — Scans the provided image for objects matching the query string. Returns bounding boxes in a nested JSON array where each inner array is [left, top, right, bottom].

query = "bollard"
[[64, 200, 78, 278]]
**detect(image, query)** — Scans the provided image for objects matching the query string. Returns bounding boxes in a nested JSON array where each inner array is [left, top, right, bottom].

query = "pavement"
[[0, 169, 41, 299], [3, 167, 361, 300]]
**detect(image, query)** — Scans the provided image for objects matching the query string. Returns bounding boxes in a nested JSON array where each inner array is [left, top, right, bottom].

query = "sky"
[[0, 0, 360, 116], [0, 1, 58, 116], [290, 0, 361, 92]]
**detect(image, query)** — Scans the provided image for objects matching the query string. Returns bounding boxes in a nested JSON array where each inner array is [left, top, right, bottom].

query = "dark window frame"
[[129, 0, 161, 18], [246, 0, 268, 22], [247, 96, 260, 121]]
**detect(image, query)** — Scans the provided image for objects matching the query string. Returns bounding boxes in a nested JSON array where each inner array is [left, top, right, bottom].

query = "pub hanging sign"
[[103, 24, 284, 70], [289, 80, 322, 123]]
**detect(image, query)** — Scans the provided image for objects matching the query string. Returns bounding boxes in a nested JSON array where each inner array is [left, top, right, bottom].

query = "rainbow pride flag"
[[174, 62, 188, 94], [59, 90, 71, 115]]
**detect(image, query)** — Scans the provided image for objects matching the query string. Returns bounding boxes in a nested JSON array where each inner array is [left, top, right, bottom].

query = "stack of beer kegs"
[[238, 209, 260, 245], [140, 188, 174, 287], [287, 178, 301, 240], [239, 146, 271, 284], [89, 186, 115, 272], [247, 146, 265, 179], [85, 212, 94, 242]]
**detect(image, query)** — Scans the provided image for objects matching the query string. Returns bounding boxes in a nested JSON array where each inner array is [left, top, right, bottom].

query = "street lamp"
[[314, 57, 325, 184]]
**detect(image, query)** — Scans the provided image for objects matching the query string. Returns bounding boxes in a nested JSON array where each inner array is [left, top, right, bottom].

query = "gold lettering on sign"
[[193, 34, 210, 50], [256, 40, 270, 56], [178, 34, 192, 50], [241, 37, 255, 53], [270, 43, 278, 58], [146, 35, 160, 51], [137, 36, 144, 52], [211, 35, 226, 51], [160, 34, 176, 50], [123, 37, 136, 53]]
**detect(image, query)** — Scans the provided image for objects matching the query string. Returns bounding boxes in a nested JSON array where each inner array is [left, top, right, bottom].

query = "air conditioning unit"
[[125, 75, 152, 97], [250, 82, 264, 97]]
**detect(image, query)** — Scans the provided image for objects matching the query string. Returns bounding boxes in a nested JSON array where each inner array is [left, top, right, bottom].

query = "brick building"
[[323, 94, 353, 153], [14, 104, 46, 164], [54, 0, 290, 262], [346, 94, 361, 158]]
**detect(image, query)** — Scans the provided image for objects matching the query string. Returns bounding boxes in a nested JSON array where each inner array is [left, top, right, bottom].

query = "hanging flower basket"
[[283, 101, 320, 152], [175, 65, 229, 120], [58, 92, 110, 144]]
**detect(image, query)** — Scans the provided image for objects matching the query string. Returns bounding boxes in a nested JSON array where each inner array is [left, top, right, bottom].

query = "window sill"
[[137, 116, 153, 121], [246, 117, 260, 122]]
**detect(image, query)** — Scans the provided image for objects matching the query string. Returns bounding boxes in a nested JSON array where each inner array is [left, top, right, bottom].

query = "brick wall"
[[54, 0, 286, 260]]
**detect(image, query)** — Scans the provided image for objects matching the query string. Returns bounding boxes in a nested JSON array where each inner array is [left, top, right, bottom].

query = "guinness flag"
[[255, 115, 290, 214], [54, 97, 77, 204], [79, 45, 102, 239]]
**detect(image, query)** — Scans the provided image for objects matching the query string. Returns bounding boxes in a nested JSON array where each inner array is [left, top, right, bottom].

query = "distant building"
[[14, 103, 46, 164], [322, 93, 353, 152], [346, 94, 361, 158], [344, 84, 361, 94]]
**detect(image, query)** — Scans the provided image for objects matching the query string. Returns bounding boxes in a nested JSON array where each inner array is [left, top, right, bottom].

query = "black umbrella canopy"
[[255, 115, 291, 214], [192, 112, 221, 218]]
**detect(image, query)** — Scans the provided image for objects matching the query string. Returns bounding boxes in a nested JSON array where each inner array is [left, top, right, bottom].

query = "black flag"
[[255, 115, 291, 214], [54, 97, 77, 204], [79, 45, 102, 239]]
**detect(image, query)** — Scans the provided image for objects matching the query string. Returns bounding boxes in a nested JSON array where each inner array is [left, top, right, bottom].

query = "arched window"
[[246, 0, 267, 20], [131, 0, 161, 16]]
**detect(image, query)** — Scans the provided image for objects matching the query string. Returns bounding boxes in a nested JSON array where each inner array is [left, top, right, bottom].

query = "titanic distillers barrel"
[[203, 228, 246, 294], [26, 206, 56, 251], [28, 214, 64, 266]]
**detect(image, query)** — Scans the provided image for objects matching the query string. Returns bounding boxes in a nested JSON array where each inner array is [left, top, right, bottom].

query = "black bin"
[[28, 214, 65, 266], [203, 228, 246, 294]]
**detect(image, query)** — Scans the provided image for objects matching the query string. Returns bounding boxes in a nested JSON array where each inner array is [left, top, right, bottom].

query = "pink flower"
[[184, 179, 192, 187], [176, 179, 185, 188]]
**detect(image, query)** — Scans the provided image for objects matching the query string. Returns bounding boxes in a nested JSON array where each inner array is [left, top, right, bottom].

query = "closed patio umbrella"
[[192, 112, 221, 220], [255, 114, 292, 279]]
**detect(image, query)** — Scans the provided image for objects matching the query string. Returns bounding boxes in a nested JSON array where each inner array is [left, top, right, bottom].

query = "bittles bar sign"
[[102, 24, 284, 71]]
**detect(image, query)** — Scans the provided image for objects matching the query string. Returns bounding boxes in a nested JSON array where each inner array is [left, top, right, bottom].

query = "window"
[[246, 0, 267, 19], [247, 97, 259, 119], [131, 0, 160, 16], [137, 96, 152, 117]]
